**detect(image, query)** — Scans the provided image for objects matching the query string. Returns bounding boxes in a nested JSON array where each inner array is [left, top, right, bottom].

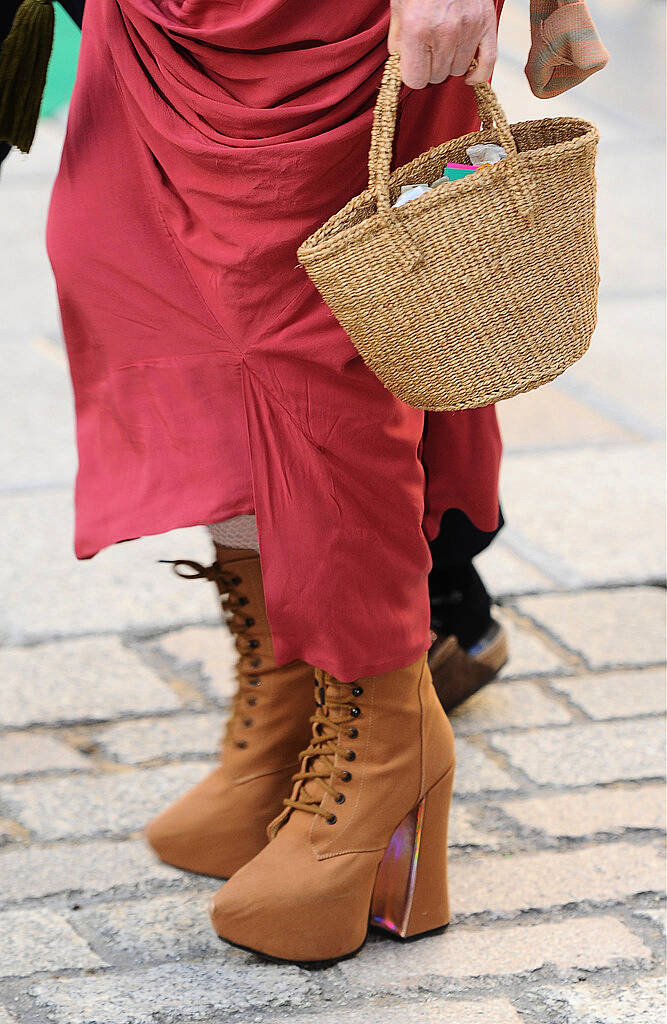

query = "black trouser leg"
[[428, 507, 504, 650]]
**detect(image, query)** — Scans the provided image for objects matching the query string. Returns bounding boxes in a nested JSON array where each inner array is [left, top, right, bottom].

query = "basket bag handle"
[[369, 53, 532, 222]]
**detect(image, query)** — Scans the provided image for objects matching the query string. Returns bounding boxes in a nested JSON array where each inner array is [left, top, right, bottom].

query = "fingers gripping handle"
[[368, 53, 531, 236]]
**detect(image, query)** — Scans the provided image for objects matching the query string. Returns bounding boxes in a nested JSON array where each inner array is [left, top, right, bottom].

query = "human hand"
[[388, 0, 498, 89]]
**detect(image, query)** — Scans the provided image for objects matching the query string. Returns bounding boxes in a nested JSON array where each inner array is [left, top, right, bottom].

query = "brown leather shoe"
[[145, 546, 314, 879], [209, 653, 456, 963], [428, 619, 508, 713]]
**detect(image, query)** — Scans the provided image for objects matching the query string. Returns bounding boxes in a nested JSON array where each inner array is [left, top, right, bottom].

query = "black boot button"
[[350, 706, 361, 718], [327, 813, 337, 825], [345, 750, 356, 762], [340, 771, 352, 782], [347, 727, 358, 739], [335, 792, 346, 804], [352, 686, 363, 697]]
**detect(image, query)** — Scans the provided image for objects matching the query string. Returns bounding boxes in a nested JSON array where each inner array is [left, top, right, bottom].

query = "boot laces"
[[161, 558, 264, 749], [283, 675, 362, 824]]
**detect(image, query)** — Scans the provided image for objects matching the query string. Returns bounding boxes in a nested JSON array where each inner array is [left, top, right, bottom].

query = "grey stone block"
[[273, 998, 522, 1024], [564, 297, 666, 438], [450, 680, 572, 735], [0, 907, 103, 979], [475, 542, 555, 597], [449, 843, 664, 919], [495, 608, 571, 679], [68, 892, 221, 965], [0, 1006, 17, 1024], [0, 493, 219, 644], [490, 719, 666, 786], [96, 713, 225, 764], [518, 589, 666, 669], [0, 336, 76, 490], [0, 733, 90, 776], [501, 448, 666, 589], [152, 625, 238, 704], [0, 762, 211, 840], [499, 783, 666, 839], [454, 739, 520, 795], [546, 976, 666, 1024], [449, 803, 502, 850], [0, 637, 181, 728], [498, 384, 632, 453], [340, 917, 651, 992], [26, 957, 315, 1023], [550, 668, 666, 720], [0, 839, 183, 905]]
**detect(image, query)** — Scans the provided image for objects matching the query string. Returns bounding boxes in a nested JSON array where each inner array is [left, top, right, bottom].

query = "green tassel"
[[0, 0, 55, 153]]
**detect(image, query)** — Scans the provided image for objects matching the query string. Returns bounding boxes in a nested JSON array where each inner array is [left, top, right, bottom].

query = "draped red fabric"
[[47, 0, 504, 680]]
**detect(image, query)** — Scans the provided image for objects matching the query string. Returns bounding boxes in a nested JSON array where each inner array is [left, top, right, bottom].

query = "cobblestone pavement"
[[0, 2, 665, 1022]]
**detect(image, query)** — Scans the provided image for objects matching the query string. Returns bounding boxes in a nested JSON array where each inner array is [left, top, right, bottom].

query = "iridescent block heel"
[[370, 764, 455, 940]]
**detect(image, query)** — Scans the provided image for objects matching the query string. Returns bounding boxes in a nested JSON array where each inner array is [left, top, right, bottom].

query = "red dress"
[[47, 0, 503, 680]]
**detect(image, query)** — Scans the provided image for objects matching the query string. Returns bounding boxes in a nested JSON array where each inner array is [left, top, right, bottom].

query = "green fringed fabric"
[[0, 0, 55, 154]]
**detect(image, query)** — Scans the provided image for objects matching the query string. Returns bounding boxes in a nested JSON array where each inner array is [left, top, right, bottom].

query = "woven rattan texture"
[[297, 54, 600, 412]]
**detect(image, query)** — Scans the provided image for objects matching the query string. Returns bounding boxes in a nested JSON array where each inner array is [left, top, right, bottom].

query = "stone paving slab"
[[0, 763, 210, 841], [450, 680, 572, 735], [500, 447, 666, 588], [498, 385, 633, 452], [475, 541, 556, 596], [273, 998, 523, 1024], [0, 1007, 17, 1024], [490, 719, 666, 787], [635, 908, 667, 935], [0, 839, 184, 905], [452, 739, 520, 795], [66, 892, 221, 966], [0, 907, 103, 979], [499, 783, 666, 839], [24, 957, 316, 1024], [449, 843, 664, 919], [550, 668, 666, 720], [495, 608, 572, 678], [0, 733, 89, 776], [564, 297, 666, 437], [339, 917, 651, 993], [449, 803, 503, 850], [516, 589, 667, 670], [150, 626, 239, 704], [95, 713, 225, 764], [0, 494, 219, 644], [0, 337, 75, 489], [0, 637, 181, 729], [543, 976, 666, 1024]]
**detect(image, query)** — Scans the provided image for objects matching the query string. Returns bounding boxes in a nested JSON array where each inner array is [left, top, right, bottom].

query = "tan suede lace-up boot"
[[209, 652, 456, 963], [145, 546, 314, 878]]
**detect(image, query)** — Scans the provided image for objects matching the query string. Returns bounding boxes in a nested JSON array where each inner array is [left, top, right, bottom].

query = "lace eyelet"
[[352, 686, 363, 697], [350, 706, 361, 718], [243, 718, 253, 728], [340, 771, 352, 783], [345, 750, 356, 762], [347, 727, 358, 739], [249, 639, 260, 650], [249, 677, 261, 686], [236, 740, 248, 749], [231, 575, 242, 586], [327, 813, 337, 825], [250, 658, 261, 668], [245, 617, 255, 627], [238, 596, 249, 606], [335, 793, 345, 805], [247, 696, 257, 706]]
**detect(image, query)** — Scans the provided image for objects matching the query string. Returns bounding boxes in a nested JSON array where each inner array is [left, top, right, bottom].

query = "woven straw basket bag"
[[297, 53, 600, 411]]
